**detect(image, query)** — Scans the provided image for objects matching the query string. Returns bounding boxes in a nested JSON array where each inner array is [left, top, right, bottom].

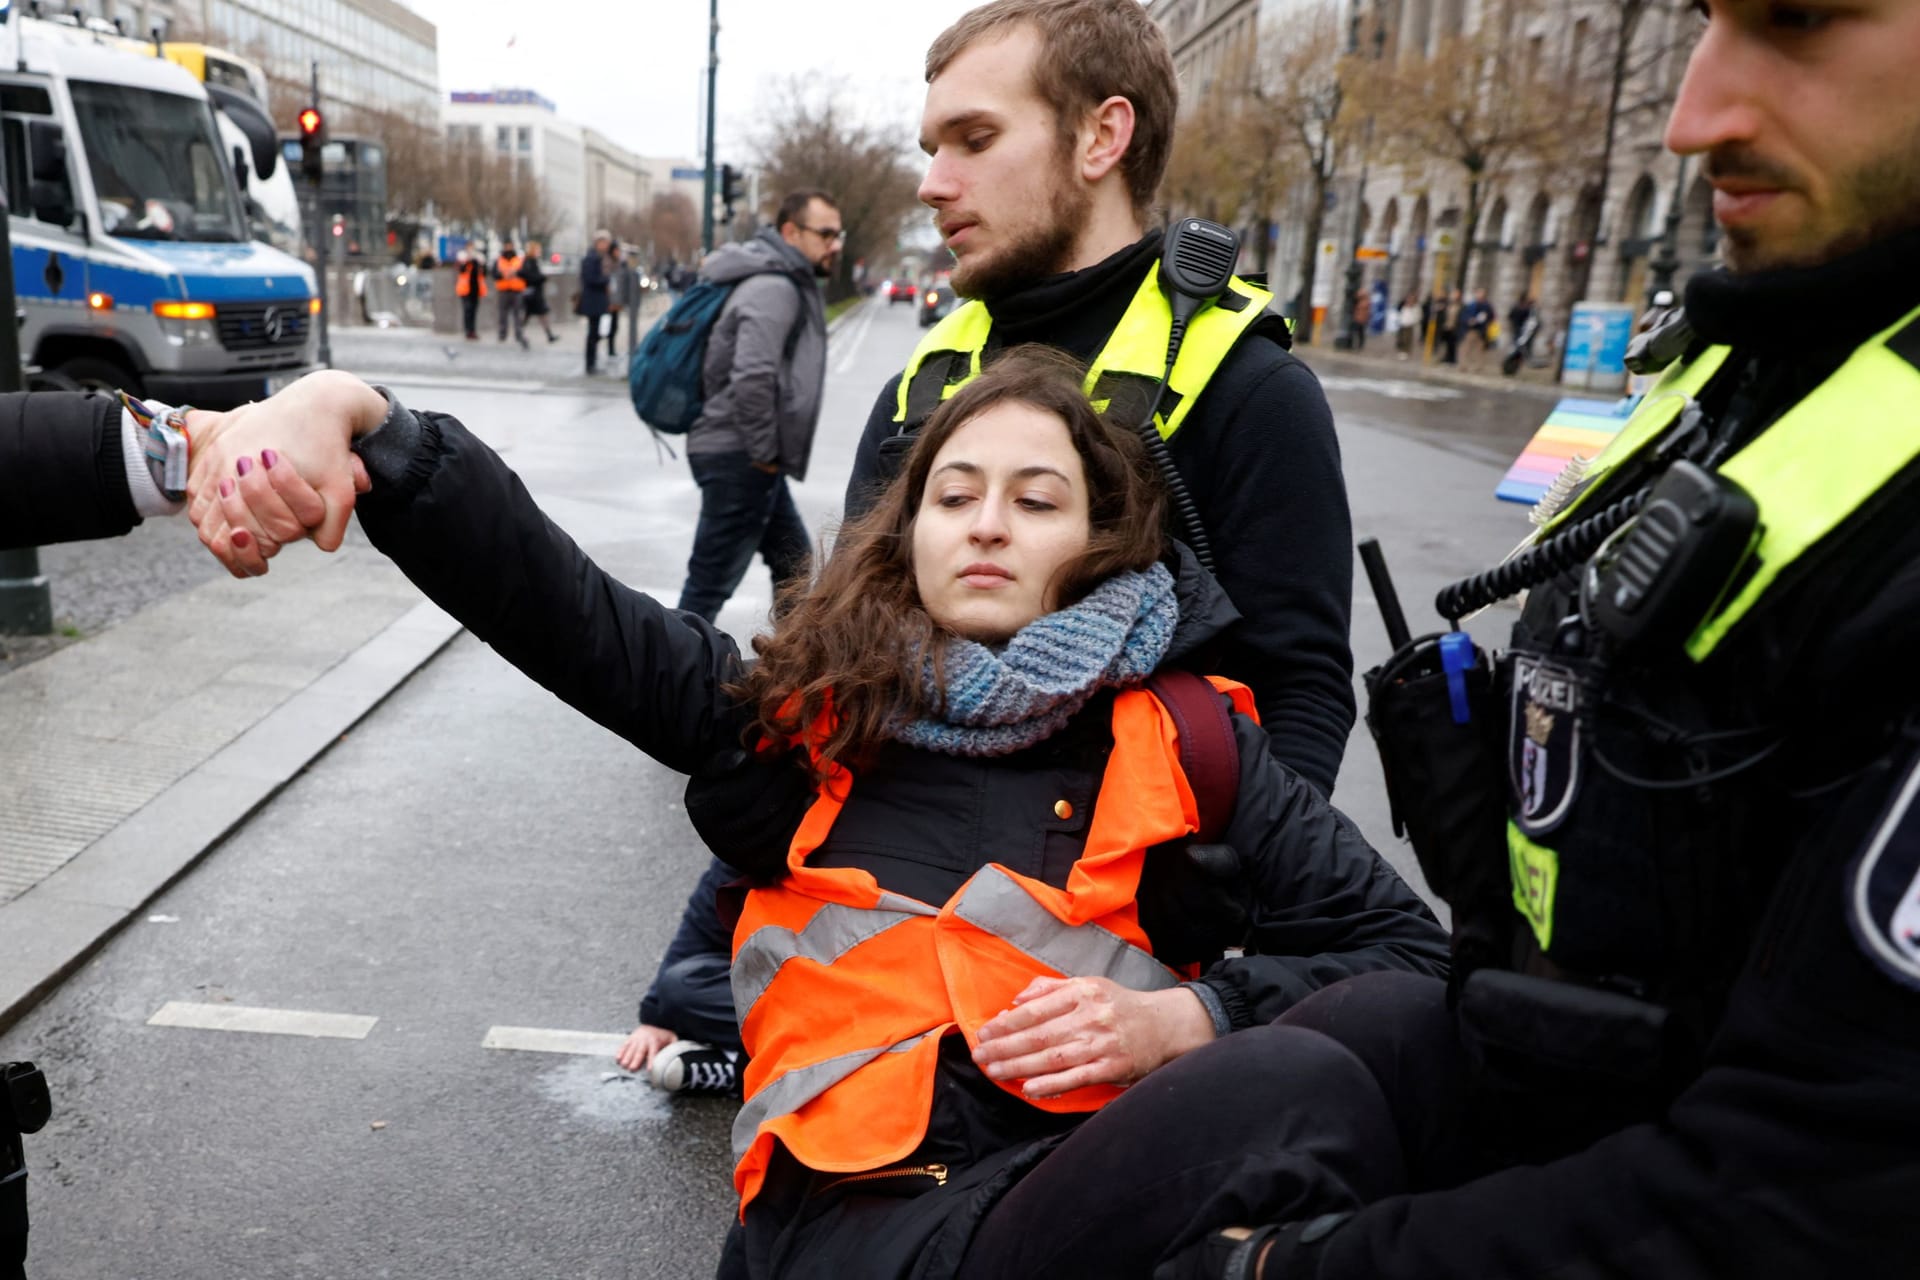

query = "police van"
[[0, 12, 319, 406]]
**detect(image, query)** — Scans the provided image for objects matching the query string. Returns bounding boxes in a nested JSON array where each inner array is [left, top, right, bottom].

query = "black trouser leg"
[[955, 1024, 1407, 1280]]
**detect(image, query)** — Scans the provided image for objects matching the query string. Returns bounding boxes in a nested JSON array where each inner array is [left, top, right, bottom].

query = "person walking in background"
[[1350, 290, 1372, 352], [603, 244, 626, 363], [493, 241, 529, 349], [675, 190, 837, 623], [1458, 286, 1494, 372], [579, 230, 611, 375], [1395, 293, 1420, 360], [1436, 288, 1462, 364], [455, 248, 486, 341], [613, 247, 644, 361], [521, 240, 559, 343]]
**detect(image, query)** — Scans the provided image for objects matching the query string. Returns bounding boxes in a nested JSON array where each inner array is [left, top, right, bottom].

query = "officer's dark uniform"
[[1180, 225, 1920, 1279]]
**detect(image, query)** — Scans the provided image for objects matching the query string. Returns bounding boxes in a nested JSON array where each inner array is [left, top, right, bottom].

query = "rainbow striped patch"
[[1496, 397, 1638, 506]]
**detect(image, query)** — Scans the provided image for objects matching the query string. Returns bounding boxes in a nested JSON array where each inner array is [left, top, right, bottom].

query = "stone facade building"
[[1148, 0, 1723, 357]]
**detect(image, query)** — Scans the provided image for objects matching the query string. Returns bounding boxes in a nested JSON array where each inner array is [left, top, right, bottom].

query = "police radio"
[[1139, 217, 1244, 571]]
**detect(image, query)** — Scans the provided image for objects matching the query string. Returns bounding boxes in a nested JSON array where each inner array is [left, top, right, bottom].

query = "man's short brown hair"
[[926, 0, 1178, 217], [776, 189, 838, 231]]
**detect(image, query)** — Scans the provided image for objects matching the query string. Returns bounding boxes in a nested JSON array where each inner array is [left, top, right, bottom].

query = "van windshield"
[[68, 80, 244, 242]]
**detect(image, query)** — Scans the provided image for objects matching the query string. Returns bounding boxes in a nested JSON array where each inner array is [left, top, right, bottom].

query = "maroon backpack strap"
[[1144, 670, 1241, 845]]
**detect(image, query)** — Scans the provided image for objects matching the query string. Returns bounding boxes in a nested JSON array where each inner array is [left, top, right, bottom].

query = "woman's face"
[[911, 402, 1092, 643]]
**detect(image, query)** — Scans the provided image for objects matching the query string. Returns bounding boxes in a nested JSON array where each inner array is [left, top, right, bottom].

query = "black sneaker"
[[649, 1040, 742, 1095]]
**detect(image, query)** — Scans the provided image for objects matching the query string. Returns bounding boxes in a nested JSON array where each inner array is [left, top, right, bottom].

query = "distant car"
[[919, 272, 955, 327], [888, 279, 918, 305]]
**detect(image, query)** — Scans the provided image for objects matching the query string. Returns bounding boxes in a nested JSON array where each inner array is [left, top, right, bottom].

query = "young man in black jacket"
[[850, 0, 1353, 800]]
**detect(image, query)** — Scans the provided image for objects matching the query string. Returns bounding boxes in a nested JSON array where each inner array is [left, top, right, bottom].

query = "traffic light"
[[297, 106, 325, 185], [721, 163, 744, 220]]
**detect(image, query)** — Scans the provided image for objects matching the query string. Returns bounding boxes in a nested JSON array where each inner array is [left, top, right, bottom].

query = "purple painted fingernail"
[[262, 449, 278, 470], [219, 478, 234, 498], [236, 456, 253, 477]]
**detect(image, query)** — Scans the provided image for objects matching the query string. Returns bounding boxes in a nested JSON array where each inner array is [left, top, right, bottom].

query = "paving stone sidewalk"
[[0, 538, 460, 1032]]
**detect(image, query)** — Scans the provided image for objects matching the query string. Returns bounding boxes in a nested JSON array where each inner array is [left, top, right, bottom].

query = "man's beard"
[[950, 172, 1094, 302], [1714, 123, 1920, 271]]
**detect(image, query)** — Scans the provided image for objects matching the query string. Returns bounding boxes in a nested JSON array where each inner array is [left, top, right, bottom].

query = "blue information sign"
[[671, 167, 706, 181], [1563, 302, 1637, 392]]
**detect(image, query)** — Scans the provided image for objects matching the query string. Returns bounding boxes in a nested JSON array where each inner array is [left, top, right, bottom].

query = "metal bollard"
[[0, 548, 51, 636]]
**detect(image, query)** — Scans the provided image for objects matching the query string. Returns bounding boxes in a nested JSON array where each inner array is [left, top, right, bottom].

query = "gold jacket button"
[[1053, 800, 1074, 820]]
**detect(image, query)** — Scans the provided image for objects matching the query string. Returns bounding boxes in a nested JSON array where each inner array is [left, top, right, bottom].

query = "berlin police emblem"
[[1848, 755, 1920, 991], [1509, 654, 1582, 836]]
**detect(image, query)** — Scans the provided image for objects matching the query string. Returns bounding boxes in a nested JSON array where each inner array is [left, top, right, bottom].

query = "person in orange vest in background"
[[454, 248, 486, 341], [493, 240, 529, 349], [191, 345, 1447, 1279]]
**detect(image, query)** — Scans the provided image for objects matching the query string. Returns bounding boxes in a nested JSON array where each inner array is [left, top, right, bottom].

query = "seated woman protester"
[[195, 348, 1447, 1280]]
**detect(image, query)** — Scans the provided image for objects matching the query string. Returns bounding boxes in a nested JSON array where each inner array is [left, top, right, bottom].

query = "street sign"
[[671, 166, 704, 180], [1311, 239, 1339, 309]]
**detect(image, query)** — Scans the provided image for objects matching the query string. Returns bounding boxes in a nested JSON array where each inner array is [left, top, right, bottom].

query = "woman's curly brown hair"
[[735, 345, 1168, 779]]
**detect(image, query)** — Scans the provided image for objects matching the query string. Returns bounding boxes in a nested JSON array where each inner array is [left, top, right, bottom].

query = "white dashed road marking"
[[147, 1001, 378, 1040], [481, 1026, 630, 1057]]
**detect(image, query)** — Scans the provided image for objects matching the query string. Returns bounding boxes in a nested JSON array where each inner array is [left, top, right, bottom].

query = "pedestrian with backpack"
[[667, 189, 837, 623]]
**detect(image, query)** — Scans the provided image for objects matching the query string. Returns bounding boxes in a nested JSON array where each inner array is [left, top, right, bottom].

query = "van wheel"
[[27, 369, 81, 392], [55, 356, 141, 396]]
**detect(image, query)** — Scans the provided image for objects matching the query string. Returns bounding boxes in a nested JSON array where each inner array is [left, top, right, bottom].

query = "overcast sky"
[[405, 0, 985, 162]]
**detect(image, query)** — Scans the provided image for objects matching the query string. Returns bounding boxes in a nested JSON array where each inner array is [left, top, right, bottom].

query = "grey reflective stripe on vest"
[[953, 865, 1177, 994], [731, 1028, 942, 1159], [731, 892, 939, 1024]]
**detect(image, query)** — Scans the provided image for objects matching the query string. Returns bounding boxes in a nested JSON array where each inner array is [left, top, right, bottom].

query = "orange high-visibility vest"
[[496, 254, 527, 292], [730, 677, 1257, 1212], [455, 264, 486, 298]]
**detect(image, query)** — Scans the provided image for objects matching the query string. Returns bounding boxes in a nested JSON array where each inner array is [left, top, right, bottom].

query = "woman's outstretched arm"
[[203, 372, 754, 775]]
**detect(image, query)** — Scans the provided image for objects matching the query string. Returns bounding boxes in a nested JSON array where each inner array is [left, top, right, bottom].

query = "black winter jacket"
[[846, 233, 1355, 798], [1270, 227, 1920, 1279], [0, 391, 136, 550], [347, 402, 1446, 1263]]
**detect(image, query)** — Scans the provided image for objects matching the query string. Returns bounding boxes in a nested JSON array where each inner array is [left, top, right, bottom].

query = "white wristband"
[[120, 401, 185, 518]]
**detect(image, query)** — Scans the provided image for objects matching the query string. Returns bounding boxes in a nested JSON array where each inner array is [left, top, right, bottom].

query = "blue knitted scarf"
[[891, 563, 1178, 758]]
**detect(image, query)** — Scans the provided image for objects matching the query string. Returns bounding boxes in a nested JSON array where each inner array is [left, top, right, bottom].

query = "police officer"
[[1159, 0, 1920, 1274], [848, 0, 1355, 799]]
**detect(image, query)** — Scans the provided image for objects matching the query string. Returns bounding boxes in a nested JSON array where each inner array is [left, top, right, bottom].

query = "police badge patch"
[[1847, 754, 1920, 991], [1509, 655, 1583, 836]]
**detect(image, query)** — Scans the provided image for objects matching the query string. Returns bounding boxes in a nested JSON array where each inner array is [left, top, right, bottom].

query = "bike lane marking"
[[147, 1000, 377, 1039], [481, 1025, 630, 1056]]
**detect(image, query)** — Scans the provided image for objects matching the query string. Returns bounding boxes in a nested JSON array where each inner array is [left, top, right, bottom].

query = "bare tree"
[[1561, 0, 1699, 307], [751, 75, 923, 303], [1371, 0, 1587, 295], [649, 192, 701, 266]]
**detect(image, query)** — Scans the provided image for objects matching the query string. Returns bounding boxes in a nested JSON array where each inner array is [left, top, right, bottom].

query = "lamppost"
[[1339, 0, 1387, 350], [701, 0, 720, 254], [1644, 153, 1690, 307]]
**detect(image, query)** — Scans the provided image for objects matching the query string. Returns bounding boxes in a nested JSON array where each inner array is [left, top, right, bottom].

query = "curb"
[[0, 601, 464, 1035], [1303, 346, 1568, 403]]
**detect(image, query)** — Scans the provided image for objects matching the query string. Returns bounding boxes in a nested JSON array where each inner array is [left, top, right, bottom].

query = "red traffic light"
[[298, 107, 323, 138]]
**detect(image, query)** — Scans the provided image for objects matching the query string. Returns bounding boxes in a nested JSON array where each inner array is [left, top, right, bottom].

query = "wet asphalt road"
[[1, 303, 1554, 1278]]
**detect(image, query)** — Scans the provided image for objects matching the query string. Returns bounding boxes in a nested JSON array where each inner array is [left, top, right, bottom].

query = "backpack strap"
[[1144, 670, 1240, 845]]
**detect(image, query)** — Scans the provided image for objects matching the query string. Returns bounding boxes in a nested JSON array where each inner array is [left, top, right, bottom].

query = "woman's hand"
[[971, 976, 1217, 1099], [186, 372, 385, 576], [616, 1024, 677, 1074]]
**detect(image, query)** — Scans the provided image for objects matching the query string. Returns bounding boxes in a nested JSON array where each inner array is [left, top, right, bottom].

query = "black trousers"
[[955, 972, 1474, 1279], [676, 452, 810, 623]]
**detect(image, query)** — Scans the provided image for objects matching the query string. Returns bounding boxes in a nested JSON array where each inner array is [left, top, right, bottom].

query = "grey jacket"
[[685, 228, 828, 479]]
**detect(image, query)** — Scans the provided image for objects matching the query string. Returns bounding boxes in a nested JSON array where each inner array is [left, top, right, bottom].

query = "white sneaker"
[[648, 1040, 742, 1095]]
